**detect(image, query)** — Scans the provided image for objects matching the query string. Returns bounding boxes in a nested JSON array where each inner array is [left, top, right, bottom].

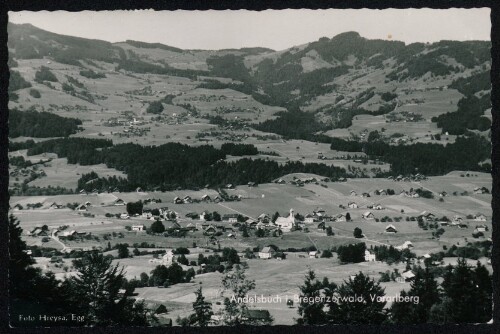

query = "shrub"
[[29, 88, 41, 98], [35, 66, 58, 83]]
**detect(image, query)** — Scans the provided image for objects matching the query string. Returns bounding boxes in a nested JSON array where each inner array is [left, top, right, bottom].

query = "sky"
[[9, 9, 490, 51]]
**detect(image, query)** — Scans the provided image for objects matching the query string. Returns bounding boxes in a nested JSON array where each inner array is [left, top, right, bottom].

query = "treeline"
[[220, 143, 258, 156], [77, 157, 346, 192], [79, 69, 106, 79], [372, 245, 416, 263], [253, 109, 329, 140], [432, 94, 491, 135], [27, 138, 112, 164], [449, 70, 490, 96], [34, 66, 58, 83], [9, 70, 31, 92], [9, 108, 83, 138], [9, 216, 149, 327], [330, 134, 491, 175], [297, 259, 492, 325], [335, 243, 366, 263], [116, 59, 207, 80], [9, 139, 36, 152], [125, 40, 183, 53], [25, 137, 346, 190]]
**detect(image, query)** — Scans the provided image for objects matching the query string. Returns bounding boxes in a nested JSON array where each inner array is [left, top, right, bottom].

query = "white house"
[[365, 250, 376, 262], [309, 251, 319, 259], [373, 204, 383, 210], [275, 209, 295, 232], [201, 194, 211, 202], [223, 214, 239, 223], [258, 246, 275, 259], [304, 214, 317, 224], [162, 250, 175, 265], [120, 213, 130, 219], [132, 225, 145, 232], [348, 202, 358, 209]]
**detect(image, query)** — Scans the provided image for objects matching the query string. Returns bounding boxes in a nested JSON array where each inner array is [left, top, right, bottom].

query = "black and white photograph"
[[4, 7, 496, 328]]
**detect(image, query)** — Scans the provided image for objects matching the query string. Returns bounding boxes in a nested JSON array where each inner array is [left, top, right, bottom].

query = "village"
[[11, 169, 493, 325]]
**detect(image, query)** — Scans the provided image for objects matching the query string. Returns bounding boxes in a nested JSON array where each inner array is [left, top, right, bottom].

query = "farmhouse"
[[76, 203, 88, 212], [401, 270, 416, 282], [132, 225, 145, 232], [259, 246, 275, 259], [49, 202, 63, 209], [114, 198, 126, 206], [335, 214, 347, 222], [350, 190, 357, 196], [304, 214, 318, 224], [222, 214, 239, 223], [362, 211, 375, 220], [419, 211, 435, 221], [120, 213, 130, 219], [247, 181, 256, 187], [373, 204, 383, 210], [378, 189, 387, 196], [258, 213, 270, 222], [474, 214, 487, 221], [60, 230, 77, 237], [475, 225, 487, 233], [214, 196, 223, 203], [396, 241, 413, 250], [317, 221, 326, 230], [162, 250, 175, 265], [13, 204, 23, 211], [473, 187, 489, 194], [276, 178, 286, 184], [439, 191, 448, 197], [313, 207, 326, 217], [225, 184, 235, 189], [348, 202, 358, 209], [385, 224, 397, 233], [362, 192, 371, 198], [275, 209, 295, 232], [28, 227, 49, 237], [201, 194, 211, 202], [204, 225, 217, 235], [309, 251, 319, 258], [365, 250, 376, 262], [183, 195, 192, 204]]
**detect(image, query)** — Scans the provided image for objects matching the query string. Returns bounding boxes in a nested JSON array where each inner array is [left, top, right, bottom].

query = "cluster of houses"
[[173, 194, 224, 204], [387, 173, 427, 182], [473, 186, 490, 194], [27, 224, 89, 239]]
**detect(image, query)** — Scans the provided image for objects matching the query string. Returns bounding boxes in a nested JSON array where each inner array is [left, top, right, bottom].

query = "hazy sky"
[[9, 9, 490, 51]]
